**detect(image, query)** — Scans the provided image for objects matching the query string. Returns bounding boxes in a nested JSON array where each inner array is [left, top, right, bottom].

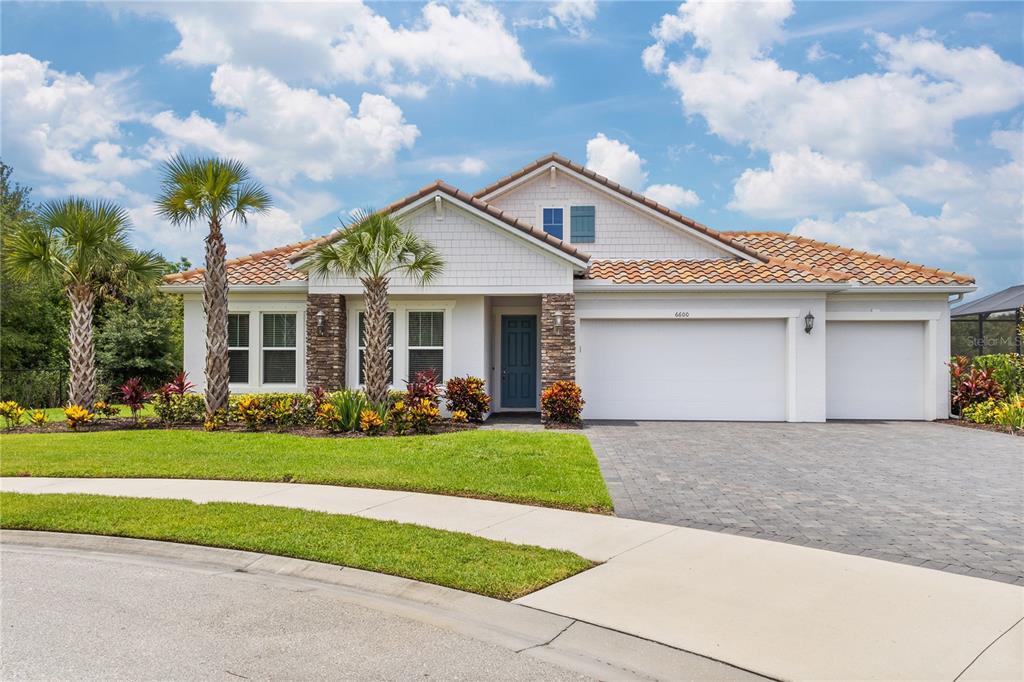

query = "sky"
[[2, 0, 1022, 297]]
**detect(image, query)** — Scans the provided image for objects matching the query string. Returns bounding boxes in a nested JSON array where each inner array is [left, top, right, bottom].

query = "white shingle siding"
[[488, 172, 730, 260], [310, 200, 574, 294]]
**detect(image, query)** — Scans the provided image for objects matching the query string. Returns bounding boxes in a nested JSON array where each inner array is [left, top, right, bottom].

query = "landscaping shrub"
[[406, 369, 441, 406], [203, 408, 228, 432], [229, 393, 317, 427], [92, 401, 120, 419], [973, 354, 1024, 395], [64, 405, 93, 430], [541, 380, 584, 423], [409, 398, 441, 433], [961, 394, 1024, 431], [29, 410, 48, 429], [359, 408, 385, 434], [0, 400, 26, 430], [451, 409, 468, 423], [949, 356, 1003, 413], [389, 400, 412, 435], [444, 376, 491, 422], [118, 377, 151, 424], [316, 390, 370, 432], [153, 394, 205, 425], [962, 399, 1000, 424], [234, 396, 267, 431]]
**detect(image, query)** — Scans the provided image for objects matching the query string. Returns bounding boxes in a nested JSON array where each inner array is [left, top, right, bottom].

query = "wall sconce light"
[[316, 309, 327, 336], [554, 311, 564, 329], [804, 311, 815, 334]]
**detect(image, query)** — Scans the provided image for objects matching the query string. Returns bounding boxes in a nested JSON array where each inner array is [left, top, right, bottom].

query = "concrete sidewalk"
[[3, 477, 1022, 681]]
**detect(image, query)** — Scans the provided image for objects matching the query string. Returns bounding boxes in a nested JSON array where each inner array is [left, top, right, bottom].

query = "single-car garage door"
[[580, 319, 787, 421], [826, 321, 925, 420]]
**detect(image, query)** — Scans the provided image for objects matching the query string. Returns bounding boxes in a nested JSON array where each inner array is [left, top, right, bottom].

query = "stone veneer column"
[[305, 294, 346, 390], [540, 293, 576, 389]]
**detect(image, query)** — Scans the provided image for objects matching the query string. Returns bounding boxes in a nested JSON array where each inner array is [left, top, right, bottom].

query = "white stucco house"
[[162, 154, 976, 422]]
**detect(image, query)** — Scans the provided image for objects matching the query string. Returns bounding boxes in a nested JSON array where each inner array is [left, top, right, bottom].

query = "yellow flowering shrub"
[[64, 405, 94, 430], [0, 401, 26, 429], [359, 409, 384, 434], [409, 398, 440, 433], [29, 410, 49, 428]]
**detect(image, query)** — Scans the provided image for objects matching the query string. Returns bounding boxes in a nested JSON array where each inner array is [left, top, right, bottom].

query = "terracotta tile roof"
[[162, 238, 318, 287], [474, 153, 770, 264], [289, 180, 591, 265], [723, 232, 975, 286], [585, 258, 852, 285]]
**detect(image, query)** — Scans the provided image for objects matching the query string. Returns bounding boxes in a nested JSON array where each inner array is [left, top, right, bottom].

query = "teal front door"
[[501, 315, 537, 408]]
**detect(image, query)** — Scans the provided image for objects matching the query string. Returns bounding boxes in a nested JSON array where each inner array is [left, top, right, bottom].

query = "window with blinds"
[[262, 313, 296, 384], [358, 311, 394, 385], [408, 311, 443, 382], [227, 313, 249, 383]]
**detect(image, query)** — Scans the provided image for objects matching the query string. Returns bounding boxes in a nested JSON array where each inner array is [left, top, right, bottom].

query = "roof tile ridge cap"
[[783, 234, 973, 282]]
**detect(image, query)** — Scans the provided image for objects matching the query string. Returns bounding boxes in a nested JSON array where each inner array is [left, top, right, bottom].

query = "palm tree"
[[155, 156, 271, 414], [3, 197, 165, 407], [301, 211, 443, 403]]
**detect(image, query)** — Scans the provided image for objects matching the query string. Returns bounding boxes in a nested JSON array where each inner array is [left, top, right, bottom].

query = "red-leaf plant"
[[406, 369, 441, 406], [118, 377, 151, 423], [155, 371, 196, 405], [949, 356, 1003, 413]]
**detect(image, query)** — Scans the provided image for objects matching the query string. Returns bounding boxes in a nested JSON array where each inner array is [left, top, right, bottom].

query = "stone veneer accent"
[[540, 293, 576, 389], [305, 294, 346, 390]]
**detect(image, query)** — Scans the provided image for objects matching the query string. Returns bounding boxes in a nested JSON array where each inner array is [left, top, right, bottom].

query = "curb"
[[1, 530, 766, 682]]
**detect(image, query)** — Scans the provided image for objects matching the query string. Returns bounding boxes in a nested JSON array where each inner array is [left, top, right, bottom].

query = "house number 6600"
[[674, 311, 690, 318]]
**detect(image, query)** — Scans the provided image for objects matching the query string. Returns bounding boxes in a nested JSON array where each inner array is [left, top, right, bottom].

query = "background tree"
[[3, 197, 165, 406], [300, 211, 443, 402], [155, 156, 271, 414]]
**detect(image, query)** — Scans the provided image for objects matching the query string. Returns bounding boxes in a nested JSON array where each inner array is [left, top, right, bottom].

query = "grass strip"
[[0, 430, 613, 513], [0, 492, 593, 600]]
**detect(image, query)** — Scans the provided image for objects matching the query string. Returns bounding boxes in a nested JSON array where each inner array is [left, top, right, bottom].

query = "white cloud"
[[550, 0, 598, 38], [151, 65, 419, 184], [645, 183, 701, 209], [585, 133, 648, 189], [585, 134, 701, 209], [426, 156, 488, 176], [730, 147, 895, 218], [644, 1, 1024, 288], [223, 207, 304, 254], [805, 41, 837, 63], [135, 1, 547, 95], [0, 53, 149, 197]]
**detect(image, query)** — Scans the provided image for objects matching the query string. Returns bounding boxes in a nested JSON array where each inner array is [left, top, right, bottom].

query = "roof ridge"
[[162, 236, 323, 283], [473, 154, 772, 265]]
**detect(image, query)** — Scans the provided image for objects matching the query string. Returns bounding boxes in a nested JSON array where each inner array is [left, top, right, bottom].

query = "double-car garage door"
[[579, 318, 927, 421]]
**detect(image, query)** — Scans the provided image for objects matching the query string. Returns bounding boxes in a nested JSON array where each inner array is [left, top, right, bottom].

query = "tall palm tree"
[[301, 211, 443, 403], [3, 197, 165, 407], [155, 156, 271, 414]]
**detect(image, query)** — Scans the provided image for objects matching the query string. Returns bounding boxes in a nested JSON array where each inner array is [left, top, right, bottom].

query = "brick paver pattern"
[[586, 421, 1024, 585]]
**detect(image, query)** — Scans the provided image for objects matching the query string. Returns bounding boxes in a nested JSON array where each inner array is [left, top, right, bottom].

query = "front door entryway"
[[500, 315, 537, 408]]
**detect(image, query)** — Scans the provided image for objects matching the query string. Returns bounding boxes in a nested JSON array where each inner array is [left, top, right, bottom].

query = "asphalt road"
[[1, 546, 589, 681]]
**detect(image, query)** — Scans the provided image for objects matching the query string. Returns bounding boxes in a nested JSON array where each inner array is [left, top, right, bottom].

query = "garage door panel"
[[826, 321, 925, 420], [580, 319, 787, 421]]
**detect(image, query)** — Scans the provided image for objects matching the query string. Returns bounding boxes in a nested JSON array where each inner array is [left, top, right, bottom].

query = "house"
[[161, 154, 976, 421]]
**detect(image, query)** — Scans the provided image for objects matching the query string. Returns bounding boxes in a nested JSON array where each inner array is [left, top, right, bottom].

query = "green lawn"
[[0, 430, 613, 513], [0, 493, 592, 600]]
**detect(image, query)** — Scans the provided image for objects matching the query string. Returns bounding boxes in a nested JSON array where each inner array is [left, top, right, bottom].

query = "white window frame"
[[357, 310, 395, 386], [407, 310, 445, 382], [225, 299, 306, 393], [227, 313, 251, 385], [541, 206, 565, 239], [347, 300, 454, 390], [261, 312, 299, 385]]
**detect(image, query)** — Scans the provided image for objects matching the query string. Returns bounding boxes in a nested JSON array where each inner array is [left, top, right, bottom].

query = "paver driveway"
[[587, 421, 1024, 584]]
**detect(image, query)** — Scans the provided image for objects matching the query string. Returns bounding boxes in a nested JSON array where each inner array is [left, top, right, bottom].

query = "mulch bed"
[[3, 418, 479, 438], [937, 418, 1022, 437]]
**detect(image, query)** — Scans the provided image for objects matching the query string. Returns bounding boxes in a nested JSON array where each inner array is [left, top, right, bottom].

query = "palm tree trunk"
[[362, 276, 391, 403], [204, 217, 230, 414], [67, 283, 96, 407]]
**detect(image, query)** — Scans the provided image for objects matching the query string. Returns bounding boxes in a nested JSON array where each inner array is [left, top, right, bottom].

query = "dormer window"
[[542, 208, 563, 239]]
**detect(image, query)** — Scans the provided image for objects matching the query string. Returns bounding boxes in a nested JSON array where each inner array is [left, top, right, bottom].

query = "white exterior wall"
[[181, 291, 308, 394], [824, 292, 952, 419], [311, 200, 575, 295], [574, 292, 829, 422], [487, 172, 731, 260]]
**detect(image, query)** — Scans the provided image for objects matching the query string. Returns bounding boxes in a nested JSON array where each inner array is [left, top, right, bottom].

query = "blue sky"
[[2, 1, 1022, 297]]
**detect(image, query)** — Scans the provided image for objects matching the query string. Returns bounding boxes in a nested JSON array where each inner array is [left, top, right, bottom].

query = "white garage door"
[[580, 319, 787, 421], [826, 321, 925, 420]]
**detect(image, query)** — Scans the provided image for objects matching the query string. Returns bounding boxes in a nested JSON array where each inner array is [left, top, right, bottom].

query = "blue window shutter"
[[542, 208, 563, 239], [570, 205, 595, 243]]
